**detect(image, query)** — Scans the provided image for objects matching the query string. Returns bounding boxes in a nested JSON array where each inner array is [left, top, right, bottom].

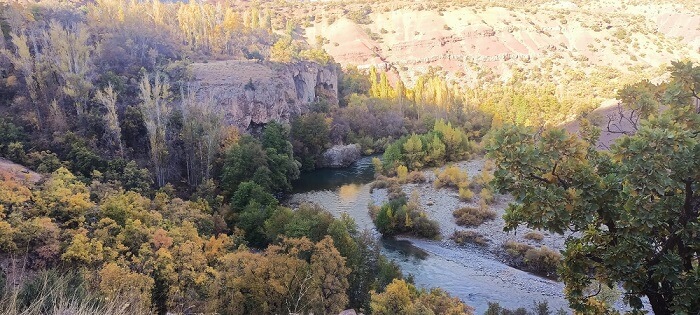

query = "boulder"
[[318, 144, 361, 168]]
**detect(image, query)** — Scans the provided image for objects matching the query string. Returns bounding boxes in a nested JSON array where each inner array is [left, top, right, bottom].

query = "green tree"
[[402, 134, 424, 170], [485, 61, 700, 315], [291, 113, 330, 170]]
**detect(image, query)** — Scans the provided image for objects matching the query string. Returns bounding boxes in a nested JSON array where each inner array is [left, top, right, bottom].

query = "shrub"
[[524, 231, 544, 242], [396, 165, 408, 182], [371, 192, 440, 239], [453, 204, 496, 227], [434, 165, 469, 189], [371, 175, 398, 191], [451, 230, 488, 246], [458, 187, 474, 201], [471, 160, 495, 190], [501, 241, 561, 276], [480, 188, 495, 204], [523, 246, 562, 275], [405, 171, 426, 183]]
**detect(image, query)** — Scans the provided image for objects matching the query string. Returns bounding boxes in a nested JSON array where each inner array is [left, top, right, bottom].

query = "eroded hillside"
[[297, 0, 700, 98]]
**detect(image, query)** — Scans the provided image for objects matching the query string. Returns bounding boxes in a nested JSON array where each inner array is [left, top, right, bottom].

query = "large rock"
[[318, 144, 361, 168], [190, 60, 338, 130]]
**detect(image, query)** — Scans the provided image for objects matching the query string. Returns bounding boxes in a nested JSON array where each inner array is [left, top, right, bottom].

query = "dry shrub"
[[524, 231, 544, 242], [502, 240, 561, 275], [458, 186, 474, 201], [453, 204, 496, 227], [523, 246, 562, 274], [405, 171, 426, 183], [451, 230, 488, 246], [471, 160, 495, 190], [397, 167, 425, 184], [371, 175, 397, 190], [434, 165, 469, 189], [479, 188, 495, 204]]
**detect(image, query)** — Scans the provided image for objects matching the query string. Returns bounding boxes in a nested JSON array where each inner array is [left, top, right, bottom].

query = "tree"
[[270, 36, 298, 63], [95, 84, 123, 156], [403, 134, 424, 170], [45, 21, 94, 119], [221, 130, 299, 196], [35, 167, 93, 227], [180, 91, 222, 186], [291, 113, 330, 170], [485, 62, 700, 315], [139, 72, 171, 187], [311, 237, 350, 314]]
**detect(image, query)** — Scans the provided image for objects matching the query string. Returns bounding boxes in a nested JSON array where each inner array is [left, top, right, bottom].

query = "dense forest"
[[1, 0, 699, 314]]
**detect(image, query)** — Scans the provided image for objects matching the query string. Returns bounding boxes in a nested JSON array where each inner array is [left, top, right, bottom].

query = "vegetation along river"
[[287, 156, 570, 313]]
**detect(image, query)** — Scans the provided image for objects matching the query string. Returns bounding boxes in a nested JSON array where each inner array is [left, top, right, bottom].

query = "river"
[[288, 156, 570, 313]]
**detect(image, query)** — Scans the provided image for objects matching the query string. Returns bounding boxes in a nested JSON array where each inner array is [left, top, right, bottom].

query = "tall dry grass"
[[0, 270, 150, 315]]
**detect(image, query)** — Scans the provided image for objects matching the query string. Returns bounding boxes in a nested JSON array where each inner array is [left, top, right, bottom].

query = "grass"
[[0, 270, 149, 315]]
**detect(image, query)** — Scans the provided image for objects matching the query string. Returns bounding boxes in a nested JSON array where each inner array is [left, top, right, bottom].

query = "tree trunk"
[[645, 288, 671, 315]]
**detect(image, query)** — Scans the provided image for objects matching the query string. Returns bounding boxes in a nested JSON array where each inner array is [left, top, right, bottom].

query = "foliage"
[[487, 63, 700, 313], [370, 279, 473, 315], [484, 301, 566, 315], [291, 113, 331, 170], [523, 231, 544, 242], [370, 192, 440, 239], [381, 120, 474, 173], [434, 165, 470, 189], [221, 125, 300, 197], [0, 270, 150, 315]]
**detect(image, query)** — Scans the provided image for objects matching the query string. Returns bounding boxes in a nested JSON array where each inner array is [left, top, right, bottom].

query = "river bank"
[[288, 156, 572, 313]]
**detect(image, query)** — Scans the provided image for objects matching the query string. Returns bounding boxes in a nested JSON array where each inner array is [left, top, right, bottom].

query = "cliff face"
[[190, 60, 338, 129]]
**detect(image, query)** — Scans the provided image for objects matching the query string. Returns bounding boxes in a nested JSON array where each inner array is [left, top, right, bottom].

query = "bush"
[[524, 231, 544, 242], [453, 204, 496, 227], [458, 186, 474, 201], [501, 241, 561, 276], [471, 160, 495, 190], [371, 192, 440, 239], [405, 171, 426, 183], [480, 188, 495, 204], [397, 167, 426, 184], [523, 246, 562, 275], [451, 230, 488, 246], [434, 165, 469, 189]]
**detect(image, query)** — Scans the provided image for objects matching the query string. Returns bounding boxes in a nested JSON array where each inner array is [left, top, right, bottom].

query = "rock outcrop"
[[190, 60, 338, 130], [318, 144, 361, 168]]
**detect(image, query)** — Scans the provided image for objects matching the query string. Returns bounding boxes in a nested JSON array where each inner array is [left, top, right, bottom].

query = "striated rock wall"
[[190, 60, 338, 130]]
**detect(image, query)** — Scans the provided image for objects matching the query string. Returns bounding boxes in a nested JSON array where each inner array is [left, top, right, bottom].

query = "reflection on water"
[[292, 155, 377, 193], [380, 237, 429, 260], [338, 183, 362, 202]]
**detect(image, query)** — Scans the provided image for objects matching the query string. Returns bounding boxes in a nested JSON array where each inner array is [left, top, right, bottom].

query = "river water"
[[288, 156, 570, 313]]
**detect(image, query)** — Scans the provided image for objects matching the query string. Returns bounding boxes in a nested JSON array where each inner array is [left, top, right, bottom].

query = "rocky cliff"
[[190, 60, 338, 129]]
